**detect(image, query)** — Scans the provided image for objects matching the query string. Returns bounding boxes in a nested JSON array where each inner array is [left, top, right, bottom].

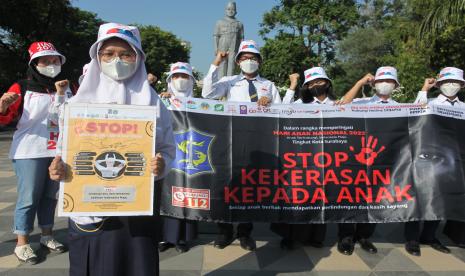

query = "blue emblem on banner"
[[174, 129, 215, 176]]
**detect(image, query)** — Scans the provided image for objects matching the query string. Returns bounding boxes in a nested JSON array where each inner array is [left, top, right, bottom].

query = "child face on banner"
[[391, 116, 465, 217]]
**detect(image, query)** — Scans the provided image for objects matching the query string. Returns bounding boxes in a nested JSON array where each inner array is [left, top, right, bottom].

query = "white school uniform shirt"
[[294, 97, 335, 105], [352, 95, 397, 105], [414, 91, 465, 107], [202, 64, 282, 103], [282, 89, 296, 104], [282, 89, 335, 105], [9, 89, 72, 159]]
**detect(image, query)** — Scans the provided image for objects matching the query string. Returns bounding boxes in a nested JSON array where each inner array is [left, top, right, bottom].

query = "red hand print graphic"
[[349, 136, 385, 166]]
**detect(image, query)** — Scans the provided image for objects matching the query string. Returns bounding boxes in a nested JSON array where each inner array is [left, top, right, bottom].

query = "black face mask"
[[298, 87, 314, 103], [299, 82, 331, 103]]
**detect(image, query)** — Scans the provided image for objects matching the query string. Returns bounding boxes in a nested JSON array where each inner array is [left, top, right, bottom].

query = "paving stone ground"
[[1, 129, 464, 275]]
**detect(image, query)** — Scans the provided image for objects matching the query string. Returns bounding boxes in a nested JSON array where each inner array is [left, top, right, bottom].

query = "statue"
[[214, 1, 244, 77]]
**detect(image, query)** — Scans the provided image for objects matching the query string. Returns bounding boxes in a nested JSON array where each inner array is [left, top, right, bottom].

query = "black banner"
[[160, 98, 465, 223]]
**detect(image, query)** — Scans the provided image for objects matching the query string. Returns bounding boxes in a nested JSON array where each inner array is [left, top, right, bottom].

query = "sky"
[[72, 0, 279, 75]]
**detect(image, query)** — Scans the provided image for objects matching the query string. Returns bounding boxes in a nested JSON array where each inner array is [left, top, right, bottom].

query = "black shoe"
[[457, 243, 465, 249], [214, 234, 234, 249], [405, 240, 421, 256], [337, 237, 354, 256], [422, 239, 450, 254], [306, 240, 324, 248], [158, 242, 174, 252], [280, 238, 295, 250], [175, 242, 189, 253], [358, 238, 377, 254], [239, 236, 256, 251]]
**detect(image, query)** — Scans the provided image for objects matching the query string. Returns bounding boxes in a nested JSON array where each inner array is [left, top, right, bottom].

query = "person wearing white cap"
[[0, 41, 70, 264], [160, 62, 196, 99], [333, 66, 401, 256], [272, 67, 335, 250], [158, 62, 198, 253], [47, 22, 175, 276], [282, 67, 337, 105], [203, 40, 280, 251], [402, 67, 465, 257], [414, 67, 465, 106], [341, 66, 400, 105], [202, 39, 282, 107]]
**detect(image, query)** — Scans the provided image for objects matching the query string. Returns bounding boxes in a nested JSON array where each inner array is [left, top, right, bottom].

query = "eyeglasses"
[[238, 56, 260, 62], [98, 50, 136, 62]]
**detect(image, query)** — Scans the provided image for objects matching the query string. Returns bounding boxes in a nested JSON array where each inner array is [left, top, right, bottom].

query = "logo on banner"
[[227, 105, 237, 113], [240, 105, 248, 114], [161, 98, 171, 108], [187, 100, 197, 109], [172, 186, 210, 210], [200, 102, 210, 110], [349, 135, 385, 166], [171, 98, 182, 108], [173, 129, 215, 176], [214, 104, 224, 112]]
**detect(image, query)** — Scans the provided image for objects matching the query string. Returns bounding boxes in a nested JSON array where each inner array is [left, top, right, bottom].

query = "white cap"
[[28, 42, 66, 65], [234, 40, 261, 61], [89, 23, 145, 60], [375, 66, 400, 86], [166, 62, 195, 83], [303, 67, 331, 85], [436, 67, 465, 87]]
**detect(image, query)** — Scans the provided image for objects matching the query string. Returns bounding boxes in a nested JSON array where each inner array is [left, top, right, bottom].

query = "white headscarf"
[[167, 81, 193, 98], [70, 23, 154, 105], [68, 23, 177, 225], [166, 62, 194, 98]]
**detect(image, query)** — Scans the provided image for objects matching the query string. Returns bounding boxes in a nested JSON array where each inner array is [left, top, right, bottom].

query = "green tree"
[[333, 27, 392, 96], [259, 0, 359, 88], [332, 0, 404, 96], [334, 0, 437, 102], [419, 0, 465, 39], [0, 0, 103, 92], [259, 33, 311, 91], [0, 1, 191, 95], [138, 25, 190, 93]]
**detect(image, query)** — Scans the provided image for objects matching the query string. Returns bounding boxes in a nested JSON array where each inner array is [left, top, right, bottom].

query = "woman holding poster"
[[48, 22, 175, 276]]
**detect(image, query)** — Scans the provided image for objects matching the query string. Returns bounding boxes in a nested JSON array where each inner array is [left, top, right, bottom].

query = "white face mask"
[[239, 59, 259, 74], [100, 57, 137, 81], [440, 82, 462, 97], [36, 65, 61, 78], [172, 78, 192, 92], [375, 82, 396, 95]]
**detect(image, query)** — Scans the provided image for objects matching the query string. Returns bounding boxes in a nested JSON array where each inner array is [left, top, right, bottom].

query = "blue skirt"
[[68, 216, 160, 276], [161, 216, 197, 244]]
